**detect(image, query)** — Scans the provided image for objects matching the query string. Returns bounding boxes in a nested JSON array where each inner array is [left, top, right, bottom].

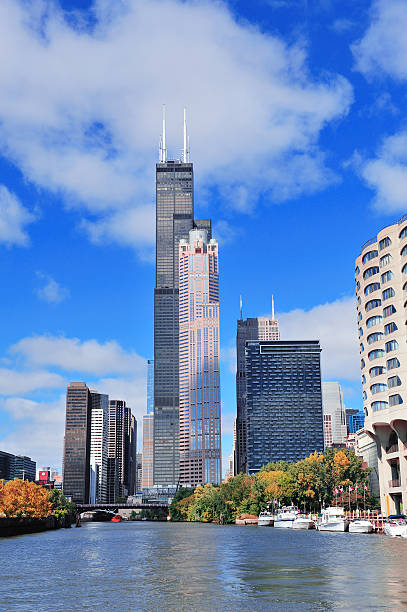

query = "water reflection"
[[1, 523, 407, 611]]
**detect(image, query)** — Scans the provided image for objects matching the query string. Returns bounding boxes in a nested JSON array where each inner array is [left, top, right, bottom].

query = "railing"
[[386, 444, 399, 454], [388, 479, 401, 488], [361, 236, 377, 251]]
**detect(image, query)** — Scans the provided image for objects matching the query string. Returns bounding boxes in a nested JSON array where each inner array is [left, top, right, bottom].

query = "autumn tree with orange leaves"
[[0, 479, 52, 518]]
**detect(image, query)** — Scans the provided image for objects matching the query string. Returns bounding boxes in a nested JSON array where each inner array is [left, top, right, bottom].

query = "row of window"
[[371, 394, 403, 412], [357, 227, 407, 276], [361, 357, 400, 370]]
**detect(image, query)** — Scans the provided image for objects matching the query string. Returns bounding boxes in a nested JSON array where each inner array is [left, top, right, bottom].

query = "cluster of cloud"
[[35, 272, 70, 304], [0, 185, 35, 247], [0, 0, 352, 251]]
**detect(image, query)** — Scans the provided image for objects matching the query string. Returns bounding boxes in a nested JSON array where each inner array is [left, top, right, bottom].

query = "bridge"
[[76, 503, 169, 511]]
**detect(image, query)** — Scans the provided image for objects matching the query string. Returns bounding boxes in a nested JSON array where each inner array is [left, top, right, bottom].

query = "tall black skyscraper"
[[245, 340, 324, 473], [154, 108, 210, 485]]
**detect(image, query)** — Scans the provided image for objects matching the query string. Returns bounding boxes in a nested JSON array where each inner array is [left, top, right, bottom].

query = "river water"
[[2, 522, 407, 611]]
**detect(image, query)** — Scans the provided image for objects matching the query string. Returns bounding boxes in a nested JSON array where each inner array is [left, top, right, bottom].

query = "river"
[[1, 522, 407, 611]]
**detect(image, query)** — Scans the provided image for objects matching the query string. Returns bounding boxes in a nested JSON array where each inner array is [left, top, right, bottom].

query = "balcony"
[[386, 444, 399, 454], [388, 479, 401, 488]]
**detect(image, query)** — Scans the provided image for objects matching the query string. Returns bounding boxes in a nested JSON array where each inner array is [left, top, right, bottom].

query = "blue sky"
[[1, 0, 407, 473]]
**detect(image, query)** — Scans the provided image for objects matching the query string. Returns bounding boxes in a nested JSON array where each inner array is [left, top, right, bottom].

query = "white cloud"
[[352, 0, 407, 80], [277, 296, 360, 381], [95, 375, 147, 441], [0, 185, 35, 247], [0, 368, 64, 396], [10, 335, 146, 376], [35, 272, 70, 304], [358, 131, 407, 212], [221, 344, 237, 375], [0, 396, 65, 469], [0, 0, 352, 250], [331, 18, 355, 33]]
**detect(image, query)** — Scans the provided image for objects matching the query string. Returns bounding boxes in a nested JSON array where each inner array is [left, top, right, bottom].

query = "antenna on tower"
[[183, 108, 189, 163], [159, 105, 167, 163], [240, 295, 243, 320], [271, 295, 275, 321]]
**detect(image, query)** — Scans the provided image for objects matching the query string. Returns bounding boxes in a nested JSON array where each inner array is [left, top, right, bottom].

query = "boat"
[[384, 515, 407, 537], [349, 518, 374, 533], [293, 515, 315, 530], [80, 510, 116, 522], [111, 514, 122, 522], [258, 511, 274, 526], [274, 506, 299, 528], [317, 507, 349, 532]]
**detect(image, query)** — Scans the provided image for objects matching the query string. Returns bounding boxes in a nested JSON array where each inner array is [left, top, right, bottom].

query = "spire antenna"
[[160, 104, 167, 163], [183, 107, 187, 163], [240, 295, 243, 320], [271, 295, 275, 321]]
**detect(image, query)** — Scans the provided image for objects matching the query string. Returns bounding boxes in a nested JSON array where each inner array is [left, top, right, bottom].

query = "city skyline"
[[1, 0, 407, 474]]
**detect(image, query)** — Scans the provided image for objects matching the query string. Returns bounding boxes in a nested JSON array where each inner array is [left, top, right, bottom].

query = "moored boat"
[[293, 515, 315, 530], [111, 514, 122, 522], [258, 511, 274, 527], [274, 506, 298, 529], [349, 518, 374, 534], [317, 507, 349, 532], [384, 515, 407, 537]]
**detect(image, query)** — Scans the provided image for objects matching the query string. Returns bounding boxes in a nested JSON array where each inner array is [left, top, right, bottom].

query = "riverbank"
[[0, 515, 71, 537]]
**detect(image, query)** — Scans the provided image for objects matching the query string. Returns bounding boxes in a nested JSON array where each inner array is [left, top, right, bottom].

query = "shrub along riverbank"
[[170, 449, 377, 524], [0, 479, 75, 536]]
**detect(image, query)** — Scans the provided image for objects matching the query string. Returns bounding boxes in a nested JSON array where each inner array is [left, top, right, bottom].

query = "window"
[[367, 315, 383, 328], [370, 366, 386, 377], [399, 226, 407, 240], [383, 305, 396, 317], [365, 282, 380, 295], [362, 374, 366, 384], [362, 250, 378, 263], [367, 332, 384, 344], [361, 358, 365, 369], [359, 327, 363, 337], [401, 245, 407, 257], [388, 375, 401, 388], [355, 266, 360, 276], [372, 401, 389, 411], [363, 391, 367, 400], [360, 343, 364, 352], [387, 357, 400, 370], [357, 296, 361, 305], [389, 394, 403, 406], [369, 349, 385, 360], [385, 339, 399, 352], [366, 299, 381, 312], [381, 270, 394, 283], [379, 236, 392, 250], [356, 281, 360, 291], [363, 266, 379, 279], [382, 287, 395, 300], [403, 264, 407, 275], [358, 312, 362, 321], [384, 322, 398, 335], [371, 383, 387, 394], [380, 254, 392, 268]]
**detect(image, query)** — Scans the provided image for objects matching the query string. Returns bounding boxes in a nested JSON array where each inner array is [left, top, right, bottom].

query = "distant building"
[[0, 451, 36, 481], [245, 340, 324, 473], [35, 469, 55, 490], [142, 413, 154, 489], [322, 382, 347, 447], [236, 309, 280, 474], [355, 429, 380, 497], [136, 452, 143, 491], [346, 408, 365, 434], [63, 382, 92, 503], [224, 453, 234, 481], [107, 400, 137, 501], [90, 390, 109, 503], [178, 229, 221, 487], [0, 450, 15, 480]]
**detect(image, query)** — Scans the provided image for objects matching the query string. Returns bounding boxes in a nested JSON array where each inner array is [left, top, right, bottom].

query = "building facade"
[[142, 413, 154, 489], [63, 382, 92, 503], [322, 382, 347, 448], [355, 429, 380, 498], [89, 391, 109, 503], [245, 340, 324, 473], [346, 408, 365, 434], [0, 451, 36, 481], [235, 314, 280, 474], [356, 215, 407, 515], [107, 400, 136, 502], [178, 229, 221, 487]]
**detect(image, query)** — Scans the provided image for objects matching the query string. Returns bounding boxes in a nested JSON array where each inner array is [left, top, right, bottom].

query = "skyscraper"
[[321, 382, 347, 447], [153, 108, 211, 486], [142, 360, 154, 489], [356, 215, 407, 514], [89, 390, 109, 503], [235, 310, 280, 474], [178, 229, 221, 486], [107, 400, 137, 501], [245, 340, 324, 473], [63, 382, 92, 503]]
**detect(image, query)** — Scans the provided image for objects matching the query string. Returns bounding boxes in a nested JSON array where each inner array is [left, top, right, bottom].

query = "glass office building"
[[245, 340, 324, 473]]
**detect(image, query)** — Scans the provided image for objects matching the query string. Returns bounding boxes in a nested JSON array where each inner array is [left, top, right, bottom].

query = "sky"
[[1, 0, 407, 475]]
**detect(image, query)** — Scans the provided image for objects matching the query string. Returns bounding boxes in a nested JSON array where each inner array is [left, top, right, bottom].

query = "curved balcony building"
[[356, 214, 407, 515]]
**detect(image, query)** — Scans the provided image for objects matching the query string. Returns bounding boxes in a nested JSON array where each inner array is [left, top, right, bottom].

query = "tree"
[[48, 489, 76, 526], [0, 479, 51, 518], [169, 487, 194, 521]]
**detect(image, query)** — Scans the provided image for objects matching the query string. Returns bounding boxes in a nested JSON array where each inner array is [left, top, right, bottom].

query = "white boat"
[[384, 515, 407, 537], [349, 518, 374, 533], [317, 507, 349, 532], [274, 505, 298, 528], [258, 511, 274, 527], [293, 515, 315, 530]]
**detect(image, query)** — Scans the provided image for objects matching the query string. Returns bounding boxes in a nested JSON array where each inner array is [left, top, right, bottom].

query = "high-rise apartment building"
[[321, 382, 347, 447], [235, 311, 280, 474], [245, 340, 324, 473], [107, 400, 137, 502], [178, 229, 221, 487], [63, 382, 92, 503], [89, 391, 109, 503], [142, 360, 154, 489], [356, 215, 407, 515], [0, 451, 36, 481], [153, 109, 211, 485], [346, 408, 365, 434]]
